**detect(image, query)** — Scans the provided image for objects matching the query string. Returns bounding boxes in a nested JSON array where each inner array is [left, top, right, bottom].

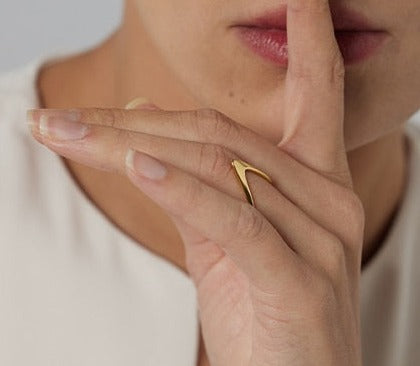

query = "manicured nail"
[[125, 97, 159, 110], [27, 109, 81, 126], [39, 114, 89, 140], [125, 149, 167, 180], [26, 110, 37, 127]]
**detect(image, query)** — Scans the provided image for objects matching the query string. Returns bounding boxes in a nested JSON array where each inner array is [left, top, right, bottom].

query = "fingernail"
[[125, 149, 167, 180], [26, 110, 38, 134], [39, 114, 89, 140], [27, 109, 81, 125], [26, 110, 37, 127], [125, 97, 160, 110]]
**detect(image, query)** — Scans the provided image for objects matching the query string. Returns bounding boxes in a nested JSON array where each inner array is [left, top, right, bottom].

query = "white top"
[[0, 51, 420, 366]]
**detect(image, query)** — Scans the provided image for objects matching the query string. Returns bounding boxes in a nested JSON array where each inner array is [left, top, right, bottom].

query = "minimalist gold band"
[[231, 159, 273, 207]]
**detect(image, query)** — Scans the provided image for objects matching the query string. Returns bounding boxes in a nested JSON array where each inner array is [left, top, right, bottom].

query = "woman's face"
[[132, 0, 420, 151]]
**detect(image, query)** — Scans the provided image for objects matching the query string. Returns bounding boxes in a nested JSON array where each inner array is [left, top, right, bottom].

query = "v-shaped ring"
[[231, 159, 273, 207]]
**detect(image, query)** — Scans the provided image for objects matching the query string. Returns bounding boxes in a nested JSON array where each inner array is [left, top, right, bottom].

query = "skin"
[[27, 0, 420, 364]]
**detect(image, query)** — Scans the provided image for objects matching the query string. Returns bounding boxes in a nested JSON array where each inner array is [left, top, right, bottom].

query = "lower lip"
[[234, 27, 388, 66]]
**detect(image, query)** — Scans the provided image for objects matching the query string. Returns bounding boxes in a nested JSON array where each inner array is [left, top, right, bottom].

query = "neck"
[[37, 0, 410, 271], [112, 0, 202, 110], [348, 127, 409, 268]]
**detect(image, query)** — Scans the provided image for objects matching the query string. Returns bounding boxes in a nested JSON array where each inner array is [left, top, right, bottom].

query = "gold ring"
[[231, 159, 273, 207]]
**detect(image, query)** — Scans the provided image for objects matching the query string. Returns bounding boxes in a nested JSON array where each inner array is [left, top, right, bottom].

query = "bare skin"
[[35, 2, 409, 365], [36, 14, 408, 273]]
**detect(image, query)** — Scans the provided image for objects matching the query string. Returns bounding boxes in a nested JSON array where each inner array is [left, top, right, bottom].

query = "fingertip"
[[286, 0, 338, 62], [125, 97, 160, 110], [26, 109, 39, 127]]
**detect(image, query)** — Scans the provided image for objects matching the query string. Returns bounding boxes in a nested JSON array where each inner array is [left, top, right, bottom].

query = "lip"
[[232, 5, 389, 66]]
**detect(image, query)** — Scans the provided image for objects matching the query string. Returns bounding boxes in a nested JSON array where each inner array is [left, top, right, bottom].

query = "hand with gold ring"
[[27, 0, 365, 364]]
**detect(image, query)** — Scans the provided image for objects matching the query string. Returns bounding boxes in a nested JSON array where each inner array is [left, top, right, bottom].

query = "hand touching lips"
[[27, 0, 366, 364], [233, 4, 389, 65]]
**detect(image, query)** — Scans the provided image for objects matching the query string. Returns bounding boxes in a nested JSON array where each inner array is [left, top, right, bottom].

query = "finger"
[[282, 0, 351, 186], [27, 108, 359, 245], [29, 118, 361, 271], [124, 149, 301, 291]]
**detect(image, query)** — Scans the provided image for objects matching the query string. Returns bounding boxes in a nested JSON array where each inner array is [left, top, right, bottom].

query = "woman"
[[1, 0, 420, 364]]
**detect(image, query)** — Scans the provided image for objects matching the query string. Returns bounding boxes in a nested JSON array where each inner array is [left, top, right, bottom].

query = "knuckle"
[[172, 110, 193, 133], [289, 48, 345, 85], [346, 193, 365, 225], [199, 144, 233, 181], [321, 234, 347, 283], [234, 202, 268, 242], [193, 108, 241, 143], [188, 109, 214, 142], [97, 108, 127, 128], [194, 107, 221, 122], [340, 191, 366, 243], [322, 166, 353, 190]]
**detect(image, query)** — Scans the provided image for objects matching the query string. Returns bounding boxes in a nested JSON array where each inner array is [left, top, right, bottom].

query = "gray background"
[[0, 0, 122, 72]]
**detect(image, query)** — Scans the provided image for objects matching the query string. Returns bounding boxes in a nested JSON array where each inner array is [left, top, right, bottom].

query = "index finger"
[[280, 0, 351, 186]]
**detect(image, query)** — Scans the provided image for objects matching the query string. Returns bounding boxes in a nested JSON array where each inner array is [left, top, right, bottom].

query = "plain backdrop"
[[0, 0, 122, 72]]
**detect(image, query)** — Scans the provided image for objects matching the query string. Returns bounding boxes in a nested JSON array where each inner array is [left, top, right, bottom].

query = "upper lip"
[[234, 4, 384, 32]]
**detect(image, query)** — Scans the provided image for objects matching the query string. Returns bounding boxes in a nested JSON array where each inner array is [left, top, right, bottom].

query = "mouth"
[[231, 5, 389, 66]]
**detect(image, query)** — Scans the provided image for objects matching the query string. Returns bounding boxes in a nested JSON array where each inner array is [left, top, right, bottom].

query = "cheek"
[[134, 0, 284, 100], [343, 28, 420, 151], [132, 0, 292, 140], [134, 0, 221, 92], [133, 0, 420, 148], [137, 6, 288, 130]]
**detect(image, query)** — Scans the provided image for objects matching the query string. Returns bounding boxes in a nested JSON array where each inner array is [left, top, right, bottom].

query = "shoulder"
[[0, 51, 84, 134], [0, 59, 41, 97], [0, 58, 44, 136], [406, 110, 420, 135], [0, 58, 66, 234], [406, 110, 420, 158]]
